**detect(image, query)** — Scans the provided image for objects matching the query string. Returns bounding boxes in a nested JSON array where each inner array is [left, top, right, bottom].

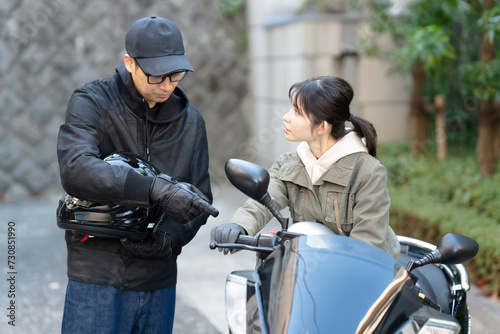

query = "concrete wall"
[[246, 0, 411, 167]]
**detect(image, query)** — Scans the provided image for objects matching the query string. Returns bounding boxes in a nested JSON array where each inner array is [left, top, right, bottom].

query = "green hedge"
[[378, 142, 500, 296]]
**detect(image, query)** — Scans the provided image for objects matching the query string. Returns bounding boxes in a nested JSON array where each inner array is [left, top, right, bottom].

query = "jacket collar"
[[276, 152, 361, 189], [320, 156, 357, 186], [297, 133, 368, 184], [115, 64, 189, 123]]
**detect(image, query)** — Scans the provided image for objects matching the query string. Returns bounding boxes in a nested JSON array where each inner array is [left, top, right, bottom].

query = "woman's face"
[[282, 98, 316, 142]]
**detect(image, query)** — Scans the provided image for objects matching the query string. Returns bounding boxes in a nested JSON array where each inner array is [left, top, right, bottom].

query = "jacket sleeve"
[[230, 157, 289, 236], [349, 160, 400, 259], [57, 87, 152, 207]]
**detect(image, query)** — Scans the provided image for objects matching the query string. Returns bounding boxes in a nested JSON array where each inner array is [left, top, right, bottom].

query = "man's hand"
[[150, 174, 219, 225], [120, 230, 172, 259], [210, 223, 247, 255]]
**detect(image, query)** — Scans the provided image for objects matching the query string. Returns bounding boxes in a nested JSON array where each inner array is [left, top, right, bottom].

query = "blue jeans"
[[62, 279, 176, 334]]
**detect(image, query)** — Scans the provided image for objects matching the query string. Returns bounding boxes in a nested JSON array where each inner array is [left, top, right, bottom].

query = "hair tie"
[[348, 114, 353, 122]]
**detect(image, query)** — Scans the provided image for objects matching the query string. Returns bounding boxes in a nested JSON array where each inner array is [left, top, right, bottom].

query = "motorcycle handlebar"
[[236, 234, 259, 247], [209, 233, 276, 253]]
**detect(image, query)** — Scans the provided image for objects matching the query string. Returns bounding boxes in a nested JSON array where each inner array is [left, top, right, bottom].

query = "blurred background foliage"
[[362, 0, 499, 175], [379, 142, 500, 297], [218, 0, 245, 17]]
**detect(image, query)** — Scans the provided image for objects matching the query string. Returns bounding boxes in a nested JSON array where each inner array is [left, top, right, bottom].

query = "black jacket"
[[57, 64, 212, 291]]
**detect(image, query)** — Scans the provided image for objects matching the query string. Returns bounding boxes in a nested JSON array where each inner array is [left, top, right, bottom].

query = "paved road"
[[0, 187, 499, 333]]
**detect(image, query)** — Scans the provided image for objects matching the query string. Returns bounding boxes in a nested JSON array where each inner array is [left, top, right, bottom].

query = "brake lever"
[[209, 242, 274, 254]]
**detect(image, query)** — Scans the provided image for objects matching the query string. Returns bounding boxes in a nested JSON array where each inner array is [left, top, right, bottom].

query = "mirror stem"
[[259, 193, 289, 230]]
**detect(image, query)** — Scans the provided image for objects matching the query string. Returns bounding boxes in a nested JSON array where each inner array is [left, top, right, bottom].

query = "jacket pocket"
[[324, 192, 341, 234], [286, 185, 302, 221], [324, 191, 353, 236], [287, 184, 319, 222]]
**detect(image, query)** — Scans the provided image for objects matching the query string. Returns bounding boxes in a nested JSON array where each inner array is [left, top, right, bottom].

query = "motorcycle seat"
[[398, 253, 451, 314]]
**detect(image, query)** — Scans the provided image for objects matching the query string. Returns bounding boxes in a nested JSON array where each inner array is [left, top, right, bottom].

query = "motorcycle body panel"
[[228, 233, 467, 334], [283, 235, 400, 333]]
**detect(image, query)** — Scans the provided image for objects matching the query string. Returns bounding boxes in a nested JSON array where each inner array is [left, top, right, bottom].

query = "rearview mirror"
[[435, 233, 479, 265], [225, 159, 269, 202], [407, 233, 479, 272], [225, 159, 289, 230]]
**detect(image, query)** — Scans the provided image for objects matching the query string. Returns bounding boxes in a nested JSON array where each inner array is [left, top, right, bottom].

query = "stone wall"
[[0, 0, 250, 201]]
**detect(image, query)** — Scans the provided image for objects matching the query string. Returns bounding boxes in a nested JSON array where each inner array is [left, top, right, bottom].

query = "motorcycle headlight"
[[419, 319, 461, 334], [393, 305, 462, 334], [225, 274, 247, 334], [398, 316, 461, 334]]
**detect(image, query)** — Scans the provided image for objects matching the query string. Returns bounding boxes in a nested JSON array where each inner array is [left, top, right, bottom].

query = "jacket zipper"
[[143, 98, 151, 162]]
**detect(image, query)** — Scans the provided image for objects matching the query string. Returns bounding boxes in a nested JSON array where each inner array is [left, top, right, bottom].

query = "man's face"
[[124, 54, 179, 109]]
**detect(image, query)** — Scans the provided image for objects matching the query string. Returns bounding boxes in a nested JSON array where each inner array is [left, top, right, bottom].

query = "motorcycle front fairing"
[[227, 233, 462, 334], [228, 234, 406, 333], [276, 234, 406, 333]]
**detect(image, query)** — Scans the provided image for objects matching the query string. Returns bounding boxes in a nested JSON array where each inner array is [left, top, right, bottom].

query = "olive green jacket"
[[231, 152, 400, 259]]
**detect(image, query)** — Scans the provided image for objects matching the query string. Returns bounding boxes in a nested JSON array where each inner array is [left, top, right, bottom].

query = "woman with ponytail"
[[212, 76, 400, 259]]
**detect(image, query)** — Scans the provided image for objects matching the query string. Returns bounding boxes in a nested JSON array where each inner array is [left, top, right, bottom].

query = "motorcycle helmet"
[[57, 152, 164, 240]]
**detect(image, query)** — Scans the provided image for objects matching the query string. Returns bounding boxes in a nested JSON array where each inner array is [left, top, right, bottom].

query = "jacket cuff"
[[159, 217, 184, 250], [124, 170, 154, 207]]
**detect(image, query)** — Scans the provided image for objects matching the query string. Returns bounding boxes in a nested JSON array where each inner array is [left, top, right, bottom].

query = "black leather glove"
[[120, 230, 172, 260], [210, 223, 247, 255], [149, 174, 219, 225]]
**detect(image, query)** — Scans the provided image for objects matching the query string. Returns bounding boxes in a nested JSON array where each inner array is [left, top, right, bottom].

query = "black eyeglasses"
[[134, 59, 187, 84]]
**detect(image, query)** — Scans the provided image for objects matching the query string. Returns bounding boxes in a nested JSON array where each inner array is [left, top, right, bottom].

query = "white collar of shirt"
[[297, 131, 368, 183]]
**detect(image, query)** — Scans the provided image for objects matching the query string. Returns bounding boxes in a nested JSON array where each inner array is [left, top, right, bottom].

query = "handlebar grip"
[[236, 234, 258, 246]]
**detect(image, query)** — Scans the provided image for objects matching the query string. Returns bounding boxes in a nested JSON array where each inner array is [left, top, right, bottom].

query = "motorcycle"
[[210, 159, 479, 334]]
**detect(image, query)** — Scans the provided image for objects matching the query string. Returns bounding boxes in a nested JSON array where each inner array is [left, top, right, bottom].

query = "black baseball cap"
[[125, 16, 194, 76]]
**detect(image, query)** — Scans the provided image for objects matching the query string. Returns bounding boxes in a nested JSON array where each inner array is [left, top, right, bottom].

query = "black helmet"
[[57, 152, 164, 240]]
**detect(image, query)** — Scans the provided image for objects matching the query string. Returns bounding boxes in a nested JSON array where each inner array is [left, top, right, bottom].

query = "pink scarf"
[[297, 132, 368, 183]]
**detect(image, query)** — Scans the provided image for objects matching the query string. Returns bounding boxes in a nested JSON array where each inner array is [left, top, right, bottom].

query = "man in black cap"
[[57, 16, 217, 333]]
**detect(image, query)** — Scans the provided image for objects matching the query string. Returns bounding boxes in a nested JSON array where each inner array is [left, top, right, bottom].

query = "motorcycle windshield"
[[281, 234, 403, 334]]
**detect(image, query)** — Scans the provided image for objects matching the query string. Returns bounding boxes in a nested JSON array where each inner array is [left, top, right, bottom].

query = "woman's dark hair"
[[288, 76, 378, 157]]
